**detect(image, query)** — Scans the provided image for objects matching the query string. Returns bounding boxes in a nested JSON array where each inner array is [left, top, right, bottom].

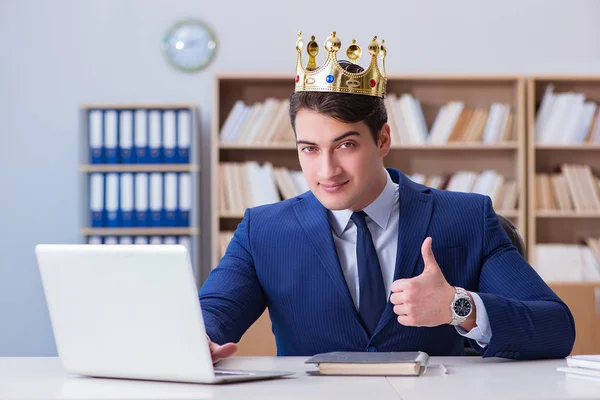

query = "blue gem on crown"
[[326, 74, 334, 83]]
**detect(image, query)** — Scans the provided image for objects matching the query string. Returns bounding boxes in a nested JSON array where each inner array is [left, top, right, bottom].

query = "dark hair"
[[289, 60, 387, 143]]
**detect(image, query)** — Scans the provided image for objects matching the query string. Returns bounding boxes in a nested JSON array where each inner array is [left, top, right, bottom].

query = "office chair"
[[463, 214, 525, 355]]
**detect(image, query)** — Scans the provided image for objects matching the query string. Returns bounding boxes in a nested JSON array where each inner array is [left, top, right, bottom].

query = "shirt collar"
[[329, 170, 397, 235]]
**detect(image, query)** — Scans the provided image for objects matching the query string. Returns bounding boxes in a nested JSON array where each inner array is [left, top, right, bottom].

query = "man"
[[199, 32, 575, 363]]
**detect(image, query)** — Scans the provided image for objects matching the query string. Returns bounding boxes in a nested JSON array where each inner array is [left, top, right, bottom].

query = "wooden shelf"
[[535, 144, 600, 150], [389, 143, 518, 150], [536, 211, 600, 218], [80, 164, 199, 172], [81, 227, 199, 236], [220, 143, 296, 150], [219, 212, 245, 219]]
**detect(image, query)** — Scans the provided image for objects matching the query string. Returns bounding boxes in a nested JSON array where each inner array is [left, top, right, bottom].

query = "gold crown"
[[294, 31, 387, 98]]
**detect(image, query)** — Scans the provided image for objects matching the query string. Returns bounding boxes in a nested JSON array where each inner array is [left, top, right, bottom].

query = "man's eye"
[[302, 146, 316, 153], [340, 142, 354, 149]]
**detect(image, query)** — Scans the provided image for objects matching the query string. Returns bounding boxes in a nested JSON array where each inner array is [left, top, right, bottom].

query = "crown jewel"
[[294, 31, 387, 98]]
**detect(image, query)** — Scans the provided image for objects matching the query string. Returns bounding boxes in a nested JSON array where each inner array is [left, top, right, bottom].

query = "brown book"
[[305, 351, 429, 376], [448, 108, 473, 142]]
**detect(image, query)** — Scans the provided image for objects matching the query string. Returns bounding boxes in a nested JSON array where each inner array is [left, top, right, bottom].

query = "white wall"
[[1, 0, 600, 356]]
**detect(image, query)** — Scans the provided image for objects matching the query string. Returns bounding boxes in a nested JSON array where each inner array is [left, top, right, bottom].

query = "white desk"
[[0, 356, 598, 399]]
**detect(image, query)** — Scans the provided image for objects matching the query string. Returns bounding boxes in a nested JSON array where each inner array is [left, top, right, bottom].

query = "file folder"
[[178, 172, 191, 227], [134, 236, 148, 245], [104, 236, 118, 245], [177, 109, 191, 163], [134, 173, 149, 227], [149, 236, 163, 245], [149, 172, 164, 227], [119, 173, 134, 227], [89, 173, 104, 227], [119, 110, 134, 164], [134, 110, 149, 164], [163, 236, 177, 245], [164, 172, 178, 226], [163, 110, 177, 163], [148, 110, 162, 164], [104, 110, 118, 164], [88, 110, 104, 164], [87, 236, 102, 245], [105, 173, 119, 227], [119, 236, 133, 244]]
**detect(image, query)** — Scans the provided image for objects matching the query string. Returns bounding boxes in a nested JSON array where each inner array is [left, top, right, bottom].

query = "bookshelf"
[[527, 76, 600, 355], [212, 74, 527, 356], [80, 104, 202, 283]]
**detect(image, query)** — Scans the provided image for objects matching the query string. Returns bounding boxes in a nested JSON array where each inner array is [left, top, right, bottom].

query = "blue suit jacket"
[[199, 168, 576, 360]]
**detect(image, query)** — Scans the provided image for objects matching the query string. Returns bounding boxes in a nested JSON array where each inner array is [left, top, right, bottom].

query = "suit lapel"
[[373, 169, 433, 337], [293, 193, 361, 323]]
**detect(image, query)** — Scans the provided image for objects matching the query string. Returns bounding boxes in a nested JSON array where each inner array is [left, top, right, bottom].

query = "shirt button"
[[367, 346, 378, 352], [494, 352, 503, 357], [507, 351, 514, 357]]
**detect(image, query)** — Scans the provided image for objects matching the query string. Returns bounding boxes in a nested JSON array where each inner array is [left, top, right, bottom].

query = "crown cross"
[[294, 31, 387, 98]]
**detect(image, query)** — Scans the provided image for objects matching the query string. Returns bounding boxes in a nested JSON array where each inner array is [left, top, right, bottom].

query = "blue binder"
[[163, 110, 177, 163], [105, 173, 119, 227], [88, 110, 104, 164], [164, 172, 178, 226], [134, 173, 149, 227], [134, 109, 149, 164], [178, 172, 191, 227], [119, 173, 134, 227], [119, 110, 134, 164], [89, 173, 104, 227], [149, 172, 164, 227], [103, 110, 118, 164], [177, 109, 191, 164], [148, 110, 162, 164]]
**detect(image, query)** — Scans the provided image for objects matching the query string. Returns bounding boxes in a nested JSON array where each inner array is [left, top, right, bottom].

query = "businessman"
[[200, 32, 575, 362]]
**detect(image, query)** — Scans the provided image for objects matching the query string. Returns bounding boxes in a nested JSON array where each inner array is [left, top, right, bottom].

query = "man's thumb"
[[421, 237, 439, 272]]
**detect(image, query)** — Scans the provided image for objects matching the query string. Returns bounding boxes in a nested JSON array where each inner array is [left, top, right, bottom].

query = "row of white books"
[[219, 163, 518, 215], [535, 84, 600, 144], [386, 93, 514, 145], [87, 235, 192, 249], [536, 164, 600, 212], [219, 96, 514, 145], [219, 99, 295, 145], [219, 162, 309, 214], [408, 170, 519, 211], [535, 240, 600, 282]]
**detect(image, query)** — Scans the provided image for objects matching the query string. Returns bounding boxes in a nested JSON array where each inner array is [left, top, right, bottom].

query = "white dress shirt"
[[328, 169, 492, 347]]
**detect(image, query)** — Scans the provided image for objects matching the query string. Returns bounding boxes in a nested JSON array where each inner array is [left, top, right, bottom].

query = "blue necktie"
[[351, 211, 386, 336]]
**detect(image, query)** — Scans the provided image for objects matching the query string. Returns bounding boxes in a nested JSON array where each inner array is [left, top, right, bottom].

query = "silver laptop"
[[35, 244, 294, 384]]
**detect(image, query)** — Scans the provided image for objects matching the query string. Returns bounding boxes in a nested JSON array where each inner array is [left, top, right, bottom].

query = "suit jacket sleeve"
[[470, 196, 576, 360], [198, 208, 266, 345]]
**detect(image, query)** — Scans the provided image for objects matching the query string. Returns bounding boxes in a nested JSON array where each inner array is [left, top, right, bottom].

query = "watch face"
[[453, 297, 472, 317]]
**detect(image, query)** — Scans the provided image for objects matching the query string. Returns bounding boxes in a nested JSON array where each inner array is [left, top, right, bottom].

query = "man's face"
[[295, 108, 391, 211]]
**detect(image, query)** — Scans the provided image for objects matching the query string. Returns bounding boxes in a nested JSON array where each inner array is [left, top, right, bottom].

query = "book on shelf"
[[219, 98, 295, 145], [408, 170, 518, 212], [218, 96, 515, 146], [88, 235, 191, 250], [535, 84, 600, 144], [535, 164, 600, 212], [219, 162, 309, 215], [535, 239, 600, 283], [304, 351, 429, 376]]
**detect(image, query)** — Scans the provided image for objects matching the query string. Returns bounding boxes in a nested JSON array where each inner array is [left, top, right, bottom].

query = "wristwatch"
[[449, 287, 473, 326]]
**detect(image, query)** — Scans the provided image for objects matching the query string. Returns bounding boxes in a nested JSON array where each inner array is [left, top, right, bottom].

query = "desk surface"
[[0, 356, 598, 399]]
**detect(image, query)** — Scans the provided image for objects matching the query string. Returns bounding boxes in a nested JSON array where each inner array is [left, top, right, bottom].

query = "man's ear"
[[378, 123, 392, 157]]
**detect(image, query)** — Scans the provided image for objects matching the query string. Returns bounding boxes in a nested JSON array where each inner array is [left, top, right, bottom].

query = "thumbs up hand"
[[389, 237, 459, 327]]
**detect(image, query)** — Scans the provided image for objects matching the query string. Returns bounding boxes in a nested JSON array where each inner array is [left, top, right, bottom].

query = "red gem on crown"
[[370, 79, 376, 88], [295, 75, 300, 83]]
